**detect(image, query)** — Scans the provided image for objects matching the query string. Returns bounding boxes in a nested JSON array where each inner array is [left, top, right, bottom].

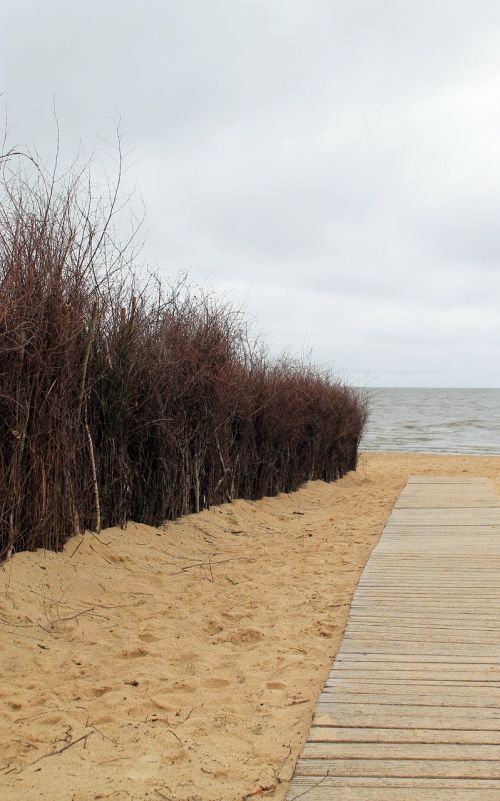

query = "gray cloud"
[[3, 0, 500, 385]]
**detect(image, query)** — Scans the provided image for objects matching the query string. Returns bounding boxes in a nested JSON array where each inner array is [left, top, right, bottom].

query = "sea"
[[361, 388, 500, 455]]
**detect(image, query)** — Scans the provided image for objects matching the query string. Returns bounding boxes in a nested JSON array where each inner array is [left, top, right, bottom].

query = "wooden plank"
[[294, 757, 500, 778], [329, 669, 500, 681], [308, 726, 500, 744], [285, 477, 500, 800], [327, 675, 500, 685], [351, 594, 500, 602], [407, 476, 491, 483], [334, 653, 500, 664], [396, 485, 496, 496], [400, 484, 494, 490], [318, 688, 500, 704], [314, 708, 500, 729], [348, 613, 500, 622], [342, 632, 500, 645], [403, 502, 499, 506], [338, 641, 500, 654], [343, 626, 500, 640], [286, 781, 500, 800], [301, 741, 500, 759], [350, 601, 500, 608], [388, 510, 500, 524], [395, 500, 500, 508]]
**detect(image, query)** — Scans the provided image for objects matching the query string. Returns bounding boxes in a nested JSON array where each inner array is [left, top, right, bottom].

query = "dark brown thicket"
[[0, 153, 367, 558]]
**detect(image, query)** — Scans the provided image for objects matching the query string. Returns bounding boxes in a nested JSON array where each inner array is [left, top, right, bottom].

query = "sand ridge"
[[2, 452, 500, 800]]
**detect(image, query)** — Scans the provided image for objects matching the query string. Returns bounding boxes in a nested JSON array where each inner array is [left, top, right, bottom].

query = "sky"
[[2, 0, 500, 387]]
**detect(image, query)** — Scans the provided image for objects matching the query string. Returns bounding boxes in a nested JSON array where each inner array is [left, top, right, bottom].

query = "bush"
[[0, 147, 367, 557]]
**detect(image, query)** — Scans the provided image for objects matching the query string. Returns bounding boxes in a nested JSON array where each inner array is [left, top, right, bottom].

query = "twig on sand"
[[38, 602, 100, 633], [169, 556, 244, 576], [97, 757, 127, 766], [164, 728, 182, 745], [275, 745, 292, 779], [56, 607, 96, 624], [288, 772, 330, 801], [242, 784, 278, 800], [14, 708, 63, 724], [150, 717, 182, 744], [29, 731, 95, 766], [88, 542, 114, 564], [154, 789, 174, 801], [69, 538, 84, 559], [243, 745, 292, 801]]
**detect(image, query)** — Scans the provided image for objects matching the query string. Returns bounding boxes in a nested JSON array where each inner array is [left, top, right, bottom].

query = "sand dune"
[[2, 452, 500, 801]]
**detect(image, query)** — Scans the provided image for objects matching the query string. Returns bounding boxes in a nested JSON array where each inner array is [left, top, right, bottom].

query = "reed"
[[0, 149, 367, 557]]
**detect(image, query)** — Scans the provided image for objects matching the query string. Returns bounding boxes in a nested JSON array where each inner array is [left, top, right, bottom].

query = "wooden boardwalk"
[[286, 476, 500, 800]]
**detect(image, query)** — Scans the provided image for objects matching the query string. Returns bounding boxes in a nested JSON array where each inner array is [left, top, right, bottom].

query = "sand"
[[2, 451, 500, 801]]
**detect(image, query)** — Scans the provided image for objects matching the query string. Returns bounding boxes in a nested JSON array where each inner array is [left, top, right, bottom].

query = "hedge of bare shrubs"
[[0, 150, 367, 558]]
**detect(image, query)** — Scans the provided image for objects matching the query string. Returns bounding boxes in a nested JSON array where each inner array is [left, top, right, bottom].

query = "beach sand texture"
[[2, 452, 500, 801]]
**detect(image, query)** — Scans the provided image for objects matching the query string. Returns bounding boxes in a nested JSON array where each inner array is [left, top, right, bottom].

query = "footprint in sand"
[[31, 694, 50, 708], [316, 622, 338, 638], [92, 713, 114, 724], [92, 686, 112, 697], [155, 680, 196, 694], [105, 552, 130, 564], [203, 677, 230, 688], [120, 647, 149, 659], [206, 620, 224, 636], [139, 632, 160, 643], [266, 681, 286, 690], [221, 628, 264, 645]]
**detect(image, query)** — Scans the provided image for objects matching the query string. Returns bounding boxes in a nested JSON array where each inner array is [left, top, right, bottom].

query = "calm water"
[[362, 388, 500, 455]]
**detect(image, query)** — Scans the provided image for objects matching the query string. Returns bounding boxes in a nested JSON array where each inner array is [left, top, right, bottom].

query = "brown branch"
[[29, 731, 95, 766], [76, 301, 99, 429], [85, 416, 101, 533]]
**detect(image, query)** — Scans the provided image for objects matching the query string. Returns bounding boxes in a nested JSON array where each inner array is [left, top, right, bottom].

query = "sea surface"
[[361, 388, 500, 455]]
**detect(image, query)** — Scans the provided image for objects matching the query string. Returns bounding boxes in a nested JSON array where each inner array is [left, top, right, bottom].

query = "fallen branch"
[[30, 731, 95, 766], [242, 784, 278, 800], [150, 717, 182, 744]]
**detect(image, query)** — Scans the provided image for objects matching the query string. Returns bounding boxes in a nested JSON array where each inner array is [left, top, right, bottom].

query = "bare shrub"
[[0, 146, 367, 557]]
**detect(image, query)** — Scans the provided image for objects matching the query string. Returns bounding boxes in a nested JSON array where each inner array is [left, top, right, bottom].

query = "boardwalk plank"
[[301, 741, 500, 759], [294, 757, 500, 778], [307, 726, 500, 744], [286, 782, 500, 800], [314, 709, 500, 729]]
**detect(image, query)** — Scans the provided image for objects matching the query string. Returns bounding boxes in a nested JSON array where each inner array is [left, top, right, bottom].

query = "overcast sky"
[[2, 1, 500, 387]]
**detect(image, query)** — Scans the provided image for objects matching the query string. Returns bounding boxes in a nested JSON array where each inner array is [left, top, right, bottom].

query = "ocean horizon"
[[361, 387, 500, 455]]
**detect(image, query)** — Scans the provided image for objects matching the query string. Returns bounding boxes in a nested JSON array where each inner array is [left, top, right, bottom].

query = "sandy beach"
[[2, 452, 500, 801]]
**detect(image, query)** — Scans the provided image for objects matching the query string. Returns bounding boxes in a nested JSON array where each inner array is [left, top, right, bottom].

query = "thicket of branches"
[[0, 144, 367, 557]]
